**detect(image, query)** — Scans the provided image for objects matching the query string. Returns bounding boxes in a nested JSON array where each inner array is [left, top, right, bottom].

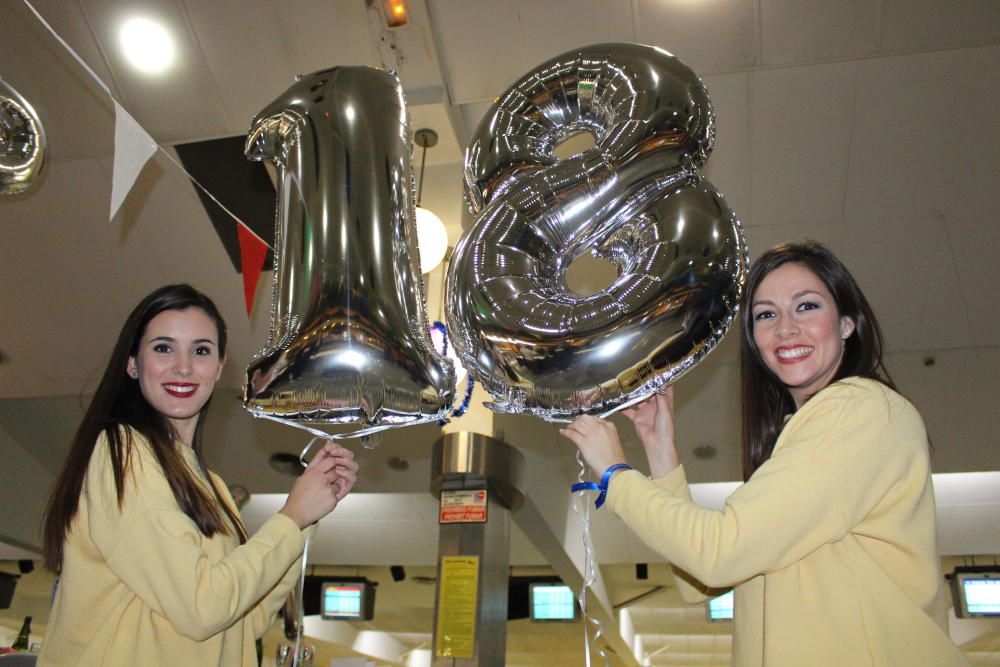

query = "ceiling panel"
[[701, 72, 751, 227], [1, 1, 116, 162], [890, 348, 1000, 475], [181, 0, 312, 132], [429, 0, 526, 103], [514, 0, 634, 69], [844, 46, 997, 224], [79, 0, 232, 142], [880, 0, 1000, 53], [760, 0, 880, 66], [749, 60, 858, 228], [839, 210, 973, 352], [459, 100, 492, 139], [0, 159, 167, 397], [635, 0, 756, 76], [945, 205, 1000, 348]]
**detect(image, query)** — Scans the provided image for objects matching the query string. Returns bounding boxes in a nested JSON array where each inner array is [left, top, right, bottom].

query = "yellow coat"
[[607, 378, 969, 666], [38, 430, 307, 666]]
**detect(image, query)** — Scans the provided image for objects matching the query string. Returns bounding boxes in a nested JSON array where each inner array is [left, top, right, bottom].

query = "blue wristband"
[[570, 463, 632, 508]]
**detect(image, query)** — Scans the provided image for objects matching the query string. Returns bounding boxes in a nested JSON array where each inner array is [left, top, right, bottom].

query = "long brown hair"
[[43, 285, 247, 573], [739, 241, 896, 480]]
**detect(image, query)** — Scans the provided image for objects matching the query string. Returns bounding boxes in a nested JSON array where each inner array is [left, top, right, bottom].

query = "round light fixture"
[[415, 206, 448, 273], [120, 17, 175, 74]]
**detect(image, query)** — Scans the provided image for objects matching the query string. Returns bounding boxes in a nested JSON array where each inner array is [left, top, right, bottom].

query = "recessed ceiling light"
[[120, 17, 175, 74]]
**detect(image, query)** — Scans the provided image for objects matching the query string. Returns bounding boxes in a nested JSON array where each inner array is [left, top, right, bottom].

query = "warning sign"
[[435, 556, 479, 658], [439, 489, 488, 524]]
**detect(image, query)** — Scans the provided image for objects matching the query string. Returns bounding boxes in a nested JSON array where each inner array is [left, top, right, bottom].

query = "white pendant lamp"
[[414, 128, 449, 274]]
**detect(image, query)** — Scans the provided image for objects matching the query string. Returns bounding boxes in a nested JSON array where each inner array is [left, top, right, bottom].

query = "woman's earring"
[[128, 366, 139, 379]]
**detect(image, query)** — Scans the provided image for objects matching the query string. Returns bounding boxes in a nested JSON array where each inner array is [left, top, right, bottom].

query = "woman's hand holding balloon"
[[279, 442, 357, 529], [323, 441, 358, 500], [622, 387, 680, 479], [560, 415, 629, 480]]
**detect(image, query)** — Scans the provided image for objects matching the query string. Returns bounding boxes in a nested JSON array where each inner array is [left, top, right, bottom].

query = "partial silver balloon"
[[446, 43, 748, 421], [243, 66, 455, 435], [0, 78, 46, 195]]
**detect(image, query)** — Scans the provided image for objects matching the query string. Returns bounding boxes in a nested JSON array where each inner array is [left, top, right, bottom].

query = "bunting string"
[[22, 0, 272, 315]]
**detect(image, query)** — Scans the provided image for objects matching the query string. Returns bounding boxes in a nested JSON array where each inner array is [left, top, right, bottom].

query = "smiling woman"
[[126, 308, 225, 447], [37, 285, 359, 667], [561, 241, 971, 666]]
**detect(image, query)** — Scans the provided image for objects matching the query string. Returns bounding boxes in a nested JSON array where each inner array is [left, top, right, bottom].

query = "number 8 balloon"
[[243, 66, 455, 437], [446, 43, 748, 421]]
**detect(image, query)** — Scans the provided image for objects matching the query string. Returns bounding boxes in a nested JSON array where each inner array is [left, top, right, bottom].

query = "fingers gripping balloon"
[[243, 67, 455, 437], [446, 43, 748, 421]]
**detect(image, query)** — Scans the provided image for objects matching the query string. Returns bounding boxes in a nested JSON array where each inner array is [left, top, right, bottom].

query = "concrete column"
[[429, 432, 523, 667]]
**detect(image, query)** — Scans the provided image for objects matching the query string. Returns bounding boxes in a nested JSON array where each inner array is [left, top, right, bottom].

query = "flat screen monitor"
[[321, 580, 375, 620], [707, 589, 734, 622], [951, 568, 1000, 618], [529, 583, 577, 622]]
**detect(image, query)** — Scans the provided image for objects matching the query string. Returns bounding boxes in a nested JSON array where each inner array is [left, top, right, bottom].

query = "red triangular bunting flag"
[[236, 222, 268, 317]]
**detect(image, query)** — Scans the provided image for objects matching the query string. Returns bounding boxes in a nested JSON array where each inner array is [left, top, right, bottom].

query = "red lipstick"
[[163, 382, 198, 398]]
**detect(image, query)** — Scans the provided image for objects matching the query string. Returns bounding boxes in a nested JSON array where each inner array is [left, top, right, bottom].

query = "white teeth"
[[777, 347, 811, 360], [164, 384, 195, 393]]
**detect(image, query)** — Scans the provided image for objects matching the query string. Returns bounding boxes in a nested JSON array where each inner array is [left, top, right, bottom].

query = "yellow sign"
[[435, 556, 480, 658]]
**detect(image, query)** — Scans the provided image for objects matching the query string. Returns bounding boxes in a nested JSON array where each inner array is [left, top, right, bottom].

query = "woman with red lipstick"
[[39, 284, 358, 667], [562, 242, 968, 666]]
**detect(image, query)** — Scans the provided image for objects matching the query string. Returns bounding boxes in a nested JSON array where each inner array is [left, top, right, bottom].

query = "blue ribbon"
[[571, 463, 632, 508], [430, 321, 475, 425]]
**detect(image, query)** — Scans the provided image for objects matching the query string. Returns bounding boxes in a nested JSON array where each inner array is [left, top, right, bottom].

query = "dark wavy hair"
[[43, 284, 246, 573], [739, 241, 895, 480]]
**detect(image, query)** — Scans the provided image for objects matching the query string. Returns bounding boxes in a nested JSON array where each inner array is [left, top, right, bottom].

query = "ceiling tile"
[[845, 46, 999, 224], [181, 0, 310, 132], [839, 211, 974, 352], [1, 1, 117, 161], [760, 0, 880, 66], [364, 493, 431, 521], [881, 0, 1000, 53], [936, 503, 1000, 555], [429, 0, 526, 103], [513, 0, 634, 69], [933, 472, 1000, 507], [375, 519, 439, 564], [460, 101, 493, 138], [938, 68, 1000, 348], [0, 159, 169, 395], [890, 349, 1000, 475], [702, 72, 752, 227], [310, 519, 387, 562], [750, 60, 858, 227], [635, 0, 756, 76], [79, 0, 232, 142]]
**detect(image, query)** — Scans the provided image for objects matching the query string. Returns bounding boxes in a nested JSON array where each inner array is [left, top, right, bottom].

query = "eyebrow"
[[149, 336, 216, 345], [751, 290, 824, 308]]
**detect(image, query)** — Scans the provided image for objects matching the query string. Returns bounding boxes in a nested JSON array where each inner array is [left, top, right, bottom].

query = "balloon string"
[[253, 412, 399, 441], [291, 528, 310, 667], [573, 450, 611, 667], [283, 436, 320, 667]]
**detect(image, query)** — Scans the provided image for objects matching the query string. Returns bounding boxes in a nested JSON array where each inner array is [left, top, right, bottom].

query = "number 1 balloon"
[[243, 66, 455, 437], [446, 43, 748, 421]]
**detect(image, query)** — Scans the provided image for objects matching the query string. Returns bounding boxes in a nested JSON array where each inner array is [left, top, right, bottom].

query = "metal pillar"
[[430, 432, 524, 667]]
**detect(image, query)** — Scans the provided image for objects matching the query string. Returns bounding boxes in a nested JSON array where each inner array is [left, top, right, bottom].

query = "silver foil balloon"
[[0, 78, 46, 195], [446, 43, 748, 421], [243, 66, 455, 436]]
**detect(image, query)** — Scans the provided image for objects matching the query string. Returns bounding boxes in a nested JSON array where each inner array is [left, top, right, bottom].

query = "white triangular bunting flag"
[[110, 101, 157, 221]]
